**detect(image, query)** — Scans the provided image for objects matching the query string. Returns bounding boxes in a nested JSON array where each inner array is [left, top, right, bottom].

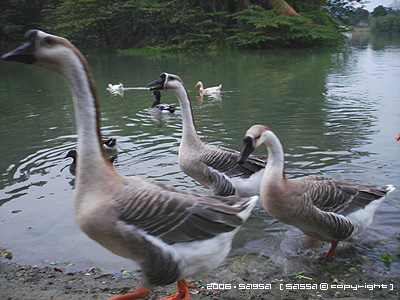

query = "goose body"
[[238, 125, 395, 257], [2, 30, 258, 300], [148, 73, 267, 197], [151, 90, 175, 113], [65, 149, 117, 175], [195, 81, 222, 94]]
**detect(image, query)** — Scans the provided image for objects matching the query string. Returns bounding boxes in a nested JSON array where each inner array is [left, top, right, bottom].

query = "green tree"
[[0, 0, 49, 44], [371, 5, 388, 18]]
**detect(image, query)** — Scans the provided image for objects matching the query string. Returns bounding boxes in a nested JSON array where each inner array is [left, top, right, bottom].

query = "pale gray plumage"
[[148, 73, 267, 197], [2, 30, 258, 298], [238, 124, 395, 257]]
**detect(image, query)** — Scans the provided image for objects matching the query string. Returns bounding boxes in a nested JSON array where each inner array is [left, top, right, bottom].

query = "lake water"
[[0, 32, 399, 276]]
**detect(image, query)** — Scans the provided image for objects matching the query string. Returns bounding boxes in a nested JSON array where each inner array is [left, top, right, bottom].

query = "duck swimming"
[[195, 81, 222, 94], [65, 149, 117, 175], [151, 90, 175, 113]]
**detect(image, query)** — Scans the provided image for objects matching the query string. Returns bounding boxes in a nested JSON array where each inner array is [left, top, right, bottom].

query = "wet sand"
[[1, 252, 399, 300]]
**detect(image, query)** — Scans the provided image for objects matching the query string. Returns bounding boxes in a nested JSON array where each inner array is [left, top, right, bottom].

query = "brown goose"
[[238, 125, 395, 258], [2, 30, 258, 300], [148, 73, 267, 197]]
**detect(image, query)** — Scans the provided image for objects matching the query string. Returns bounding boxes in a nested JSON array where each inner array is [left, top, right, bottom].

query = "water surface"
[[0, 32, 399, 276]]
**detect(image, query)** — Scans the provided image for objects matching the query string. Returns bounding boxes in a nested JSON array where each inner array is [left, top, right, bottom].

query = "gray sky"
[[359, 0, 396, 11]]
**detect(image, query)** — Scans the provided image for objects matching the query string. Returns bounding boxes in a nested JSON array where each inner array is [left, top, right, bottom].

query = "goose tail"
[[237, 195, 258, 221]]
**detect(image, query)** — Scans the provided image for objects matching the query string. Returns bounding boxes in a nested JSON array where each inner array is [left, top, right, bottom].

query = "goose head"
[[194, 81, 203, 88], [2, 30, 84, 77], [238, 125, 272, 164], [148, 72, 186, 92]]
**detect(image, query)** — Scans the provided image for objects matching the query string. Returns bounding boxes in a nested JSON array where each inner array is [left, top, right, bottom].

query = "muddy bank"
[[1, 252, 399, 300]]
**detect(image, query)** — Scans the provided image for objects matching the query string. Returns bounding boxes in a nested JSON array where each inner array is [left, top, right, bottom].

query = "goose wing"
[[113, 177, 252, 245], [296, 176, 388, 215], [204, 145, 267, 178]]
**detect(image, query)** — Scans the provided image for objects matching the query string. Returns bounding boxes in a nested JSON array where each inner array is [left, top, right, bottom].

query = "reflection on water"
[[0, 33, 399, 275]]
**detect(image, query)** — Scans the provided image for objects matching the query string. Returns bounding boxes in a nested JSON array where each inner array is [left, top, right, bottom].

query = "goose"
[[237, 124, 395, 258], [151, 90, 175, 113], [65, 149, 117, 175], [102, 137, 117, 150], [195, 81, 222, 94], [148, 73, 267, 197], [2, 30, 258, 300]]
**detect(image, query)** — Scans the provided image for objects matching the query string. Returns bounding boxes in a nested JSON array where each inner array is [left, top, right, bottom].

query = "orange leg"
[[108, 287, 150, 300], [325, 241, 339, 258], [158, 279, 195, 300]]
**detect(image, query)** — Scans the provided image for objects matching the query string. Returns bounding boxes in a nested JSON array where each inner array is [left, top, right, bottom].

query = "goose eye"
[[44, 37, 54, 45]]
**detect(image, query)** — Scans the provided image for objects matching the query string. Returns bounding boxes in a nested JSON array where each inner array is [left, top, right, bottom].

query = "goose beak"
[[238, 135, 255, 164], [195, 83, 199, 88], [1, 30, 39, 64], [148, 73, 167, 90]]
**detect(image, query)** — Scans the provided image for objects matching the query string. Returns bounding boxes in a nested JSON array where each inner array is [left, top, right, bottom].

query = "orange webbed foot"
[[325, 241, 339, 258], [158, 279, 195, 300], [108, 287, 150, 300]]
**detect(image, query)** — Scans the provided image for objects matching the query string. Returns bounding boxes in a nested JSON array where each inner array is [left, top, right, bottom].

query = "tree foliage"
[[370, 8, 400, 32], [0, 0, 47, 44], [226, 6, 345, 48], [0, 0, 373, 50]]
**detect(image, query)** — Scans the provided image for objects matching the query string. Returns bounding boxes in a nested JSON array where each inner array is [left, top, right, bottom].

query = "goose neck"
[[263, 133, 286, 181], [60, 54, 108, 175], [172, 84, 200, 144]]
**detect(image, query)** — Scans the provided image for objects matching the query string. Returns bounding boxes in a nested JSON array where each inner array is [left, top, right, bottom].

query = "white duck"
[[2, 30, 258, 300], [195, 81, 222, 94], [148, 73, 267, 197], [238, 124, 395, 258], [108, 83, 124, 91], [107, 83, 124, 97]]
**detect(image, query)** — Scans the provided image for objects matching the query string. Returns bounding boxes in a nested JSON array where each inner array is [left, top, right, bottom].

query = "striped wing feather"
[[298, 176, 388, 215], [114, 178, 249, 244], [203, 145, 267, 178]]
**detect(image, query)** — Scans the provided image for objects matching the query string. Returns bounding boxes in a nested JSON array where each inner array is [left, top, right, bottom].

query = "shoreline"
[[2, 253, 399, 300]]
